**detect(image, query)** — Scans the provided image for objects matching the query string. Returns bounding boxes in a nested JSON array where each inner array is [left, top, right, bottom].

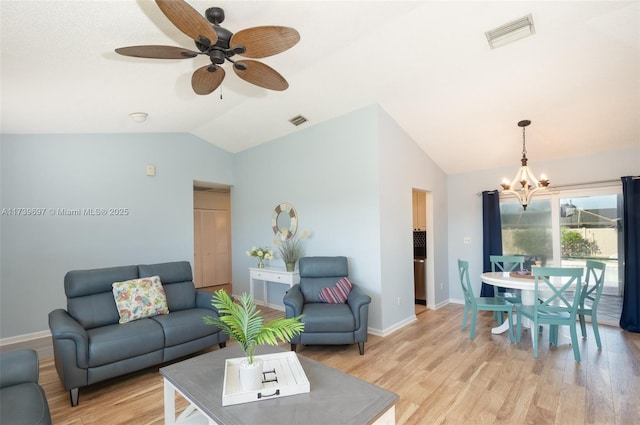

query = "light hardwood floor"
[[4, 303, 640, 424]]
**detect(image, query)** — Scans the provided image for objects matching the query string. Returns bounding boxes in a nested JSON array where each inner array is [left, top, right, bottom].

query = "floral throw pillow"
[[318, 277, 353, 304], [112, 276, 169, 324]]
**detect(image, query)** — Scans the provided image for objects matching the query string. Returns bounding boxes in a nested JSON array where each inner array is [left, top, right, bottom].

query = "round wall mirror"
[[272, 203, 298, 240]]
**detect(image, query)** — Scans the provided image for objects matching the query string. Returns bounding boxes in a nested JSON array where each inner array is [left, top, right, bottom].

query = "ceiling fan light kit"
[[499, 119, 550, 210], [485, 14, 535, 49], [115, 1, 299, 95]]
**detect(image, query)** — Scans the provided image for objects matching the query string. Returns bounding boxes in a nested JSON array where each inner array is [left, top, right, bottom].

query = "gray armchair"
[[0, 349, 52, 425], [283, 256, 371, 355]]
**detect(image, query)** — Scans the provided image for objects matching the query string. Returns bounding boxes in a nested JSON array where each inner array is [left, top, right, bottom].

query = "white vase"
[[238, 358, 263, 391]]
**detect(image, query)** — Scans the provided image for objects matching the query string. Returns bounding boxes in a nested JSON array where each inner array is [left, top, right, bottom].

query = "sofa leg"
[[358, 342, 365, 355], [70, 388, 79, 407], [291, 344, 297, 352], [219, 341, 226, 349]]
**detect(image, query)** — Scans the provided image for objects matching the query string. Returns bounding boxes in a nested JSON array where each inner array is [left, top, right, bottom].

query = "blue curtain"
[[481, 190, 503, 297], [620, 176, 640, 332]]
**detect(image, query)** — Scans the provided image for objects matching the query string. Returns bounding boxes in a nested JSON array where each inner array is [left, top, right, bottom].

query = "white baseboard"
[[0, 330, 51, 347], [369, 315, 418, 337]]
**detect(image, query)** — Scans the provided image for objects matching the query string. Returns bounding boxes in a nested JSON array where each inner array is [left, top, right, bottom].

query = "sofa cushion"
[[139, 262, 196, 311], [112, 276, 169, 324], [65, 265, 139, 329], [318, 277, 352, 304], [150, 308, 221, 347], [300, 303, 355, 332], [86, 319, 164, 367]]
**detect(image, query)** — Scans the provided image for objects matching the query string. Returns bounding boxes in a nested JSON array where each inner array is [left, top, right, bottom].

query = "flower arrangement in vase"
[[274, 230, 309, 272], [247, 246, 274, 268], [203, 290, 304, 390]]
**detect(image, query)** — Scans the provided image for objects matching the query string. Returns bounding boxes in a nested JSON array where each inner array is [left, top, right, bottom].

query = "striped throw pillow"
[[318, 277, 353, 304]]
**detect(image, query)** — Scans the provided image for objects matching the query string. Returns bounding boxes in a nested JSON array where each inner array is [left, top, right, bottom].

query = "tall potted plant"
[[203, 290, 304, 390], [275, 230, 309, 271]]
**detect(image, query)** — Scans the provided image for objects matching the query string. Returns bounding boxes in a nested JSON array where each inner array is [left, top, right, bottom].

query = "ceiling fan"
[[115, 0, 300, 94]]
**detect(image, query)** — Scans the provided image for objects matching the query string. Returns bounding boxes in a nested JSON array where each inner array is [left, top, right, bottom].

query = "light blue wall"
[[0, 133, 233, 338], [377, 107, 448, 327], [447, 146, 640, 303], [231, 106, 384, 328], [230, 105, 450, 333]]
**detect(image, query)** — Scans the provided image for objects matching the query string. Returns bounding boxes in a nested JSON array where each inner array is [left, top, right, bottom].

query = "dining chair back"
[[516, 266, 584, 362], [578, 260, 606, 349], [490, 255, 525, 272], [489, 255, 525, 321], [458, 259, 514, 341]]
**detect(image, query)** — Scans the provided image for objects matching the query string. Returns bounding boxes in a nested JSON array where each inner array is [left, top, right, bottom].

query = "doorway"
[[413, 189, 429, 315], [193, 183, 232, 294]]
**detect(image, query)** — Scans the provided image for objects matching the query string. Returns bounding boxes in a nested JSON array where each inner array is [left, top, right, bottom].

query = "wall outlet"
[[397, 297, 401, 305], [463, 237, 471, 244], [440, 282, 444, 290]]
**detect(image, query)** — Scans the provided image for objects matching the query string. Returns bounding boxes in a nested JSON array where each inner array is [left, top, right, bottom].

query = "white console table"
[[249, 267, 300, 306]]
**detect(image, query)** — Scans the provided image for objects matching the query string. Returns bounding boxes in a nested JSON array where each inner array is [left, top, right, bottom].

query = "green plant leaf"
[[203, 289, 304, 364]]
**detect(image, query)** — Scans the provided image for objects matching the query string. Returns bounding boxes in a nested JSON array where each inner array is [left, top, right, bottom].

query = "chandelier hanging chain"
[[521, 125, 528, 165]]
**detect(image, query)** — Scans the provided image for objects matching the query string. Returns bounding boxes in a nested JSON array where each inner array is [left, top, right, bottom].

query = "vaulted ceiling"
[[1, 1, 638, 174]]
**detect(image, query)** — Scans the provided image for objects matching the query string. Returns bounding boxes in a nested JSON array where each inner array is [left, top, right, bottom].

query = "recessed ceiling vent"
[[485, 14, 535, 49], [289, 115, 308, 126]]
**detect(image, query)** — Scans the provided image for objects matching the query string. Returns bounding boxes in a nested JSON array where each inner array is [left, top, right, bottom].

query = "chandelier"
[[500, 120, 549, 210]]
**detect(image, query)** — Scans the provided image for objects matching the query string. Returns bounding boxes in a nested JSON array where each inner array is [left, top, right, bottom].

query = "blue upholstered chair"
[[0, 349, 52, 425], [578, 260, 606, 349], [283, 256, 371, 355], [458, 259, 514, 341]]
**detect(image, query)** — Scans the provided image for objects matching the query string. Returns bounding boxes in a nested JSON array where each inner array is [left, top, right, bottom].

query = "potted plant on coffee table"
[[203, 290, 304, 391]]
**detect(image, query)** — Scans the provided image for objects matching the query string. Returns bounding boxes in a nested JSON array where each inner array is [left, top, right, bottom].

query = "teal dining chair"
[[490, 255, 525, 273], [490, 255, 525, 321], [516, 266, 584, 362], [578, 260, 606, 349], [458, 259, 514, 341]]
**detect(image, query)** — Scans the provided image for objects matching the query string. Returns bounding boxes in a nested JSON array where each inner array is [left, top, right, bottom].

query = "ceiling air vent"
[[289, 115, 308, 126], [485, 14, 535, 49]]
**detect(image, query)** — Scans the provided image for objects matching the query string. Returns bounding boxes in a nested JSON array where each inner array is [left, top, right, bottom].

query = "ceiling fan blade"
[[231, 26, 300, 58], [192, 65, 226, 95], [233, 60, 289, 91], [115, 45, 199, 59], [155, 0, 218, 47]]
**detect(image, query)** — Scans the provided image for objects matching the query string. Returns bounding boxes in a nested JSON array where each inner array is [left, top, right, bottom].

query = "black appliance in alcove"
[[413, 231, 426, 304]]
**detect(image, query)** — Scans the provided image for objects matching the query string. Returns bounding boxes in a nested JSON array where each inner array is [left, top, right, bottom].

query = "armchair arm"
[[0, 349, 39, 388], [283, 284, 304, 318], [48, 309, 89, 369], [346, 284, 372, 331]]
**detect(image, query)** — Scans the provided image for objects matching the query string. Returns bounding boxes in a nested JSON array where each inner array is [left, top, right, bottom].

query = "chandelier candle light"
[[500, 120, 550, 210]]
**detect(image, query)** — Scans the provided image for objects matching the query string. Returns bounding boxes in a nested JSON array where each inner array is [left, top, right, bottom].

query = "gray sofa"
[[0, 349, 52, 425], [48, 261, 228, 406], [283, 256, 371, 355]]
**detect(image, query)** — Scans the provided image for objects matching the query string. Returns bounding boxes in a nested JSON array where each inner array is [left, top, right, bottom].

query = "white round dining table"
[[480, 271, 577, 336]]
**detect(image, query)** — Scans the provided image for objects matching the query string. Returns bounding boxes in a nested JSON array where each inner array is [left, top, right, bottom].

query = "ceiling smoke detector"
[[289, 115, 308, 126], [485, 14, 535, 49]]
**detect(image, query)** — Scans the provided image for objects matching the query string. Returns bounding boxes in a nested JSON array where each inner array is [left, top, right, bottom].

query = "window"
[[500, 185, 623, 324]]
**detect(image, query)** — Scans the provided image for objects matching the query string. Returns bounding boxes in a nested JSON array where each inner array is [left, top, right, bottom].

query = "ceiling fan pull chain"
[[220, 84, 223, 100]]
